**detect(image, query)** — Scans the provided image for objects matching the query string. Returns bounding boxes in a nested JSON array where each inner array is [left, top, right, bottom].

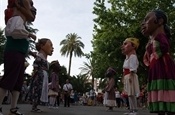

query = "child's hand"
[[29, 33, 36, 41]]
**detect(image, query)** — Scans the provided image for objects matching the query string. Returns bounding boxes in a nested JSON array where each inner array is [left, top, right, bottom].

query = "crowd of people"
[[2, 84, 148, 109], [0, 0, 175, 115]]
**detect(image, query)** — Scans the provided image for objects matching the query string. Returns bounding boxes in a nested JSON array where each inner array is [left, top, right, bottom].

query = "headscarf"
[[124, 38, 140, 49]]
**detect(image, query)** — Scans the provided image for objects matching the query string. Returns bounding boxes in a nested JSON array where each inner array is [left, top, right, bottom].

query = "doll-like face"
[[41, 40, 54, 56], [141, 12, 159, 36], [121, 40, 135, 55], [28, 0, 36, 21], [19, 0, 36, 22]]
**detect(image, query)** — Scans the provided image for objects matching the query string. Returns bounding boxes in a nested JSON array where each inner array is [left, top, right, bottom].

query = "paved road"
[[2, 104, 157, 115]]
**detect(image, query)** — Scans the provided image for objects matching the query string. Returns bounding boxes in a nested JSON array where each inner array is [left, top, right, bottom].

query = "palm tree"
[[79, 53, 94, 89], [60, 33, 84, 76], [70, 74, 92, 93]]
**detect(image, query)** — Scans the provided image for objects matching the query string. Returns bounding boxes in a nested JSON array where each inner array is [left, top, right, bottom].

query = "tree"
[[92, 0, 175, 86], [0, 28, 6, 65], [70, 74, 92, 93], [60, 33, 84, 76], [79, 53, 94, 88], [57, 65, 69, 87], [25, 23, 38, 58]]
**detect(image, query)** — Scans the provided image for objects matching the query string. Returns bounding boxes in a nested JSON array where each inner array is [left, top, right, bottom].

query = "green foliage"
[[25, 23, 38, 58], [57, 65, 69, 87], [69, 74, 92, 93], [79, 53, 95, 88], [92, 0, 175, 87], [0, 29, 6, 65]]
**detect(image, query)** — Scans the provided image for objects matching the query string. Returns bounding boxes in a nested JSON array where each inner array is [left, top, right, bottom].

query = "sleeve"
[[154, 34, 169, 58], [129, 55, 139, 72], [33, 56, 41, 69], [11, 29, 29, 39], [63, 85, 66, 91], [5, 16, 29, 39]]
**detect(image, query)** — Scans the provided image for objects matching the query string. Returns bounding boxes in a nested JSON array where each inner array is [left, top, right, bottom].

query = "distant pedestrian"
[[63, 79, 73, 107], [48, 60, 61, 109], [115, 88, 121, 108]]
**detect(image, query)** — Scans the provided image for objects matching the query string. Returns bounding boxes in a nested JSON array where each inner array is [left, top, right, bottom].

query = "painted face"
[[41, 40, 54, 56], [141, 12, 159, 36], [28, 0, 36, 21], [20, 0, 36, 22], [121, 41, 134, 55]]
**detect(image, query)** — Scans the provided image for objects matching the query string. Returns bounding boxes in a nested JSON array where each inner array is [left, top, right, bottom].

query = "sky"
[[0, 0, 95, 76]]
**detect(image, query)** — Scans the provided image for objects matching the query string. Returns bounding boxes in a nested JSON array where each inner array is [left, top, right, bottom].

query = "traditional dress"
[[48, 72, 59, 96], [0, 16, 30, 92], [28, 53, 49, 104], [123, 54, 140, 96], [144, 33, 175, 113], [105, 77, 116, 107], [123, 54, 140, 113]]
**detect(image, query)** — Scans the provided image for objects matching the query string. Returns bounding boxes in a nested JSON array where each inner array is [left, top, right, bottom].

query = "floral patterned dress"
[[28, 55, 49, 104], [144, 33, 175, 113]]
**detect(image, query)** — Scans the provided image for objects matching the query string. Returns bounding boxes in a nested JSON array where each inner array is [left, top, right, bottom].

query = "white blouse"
[[5, 16, 29, 39], [123, 54, 139, 73]]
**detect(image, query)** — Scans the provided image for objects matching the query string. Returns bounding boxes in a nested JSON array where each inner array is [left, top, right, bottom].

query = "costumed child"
[[103, 67, 116, 111], [48, 60, 61, 109], [121, 38, 140, 115], [28, 38, 54, 112], [0, 0, 36, 114]]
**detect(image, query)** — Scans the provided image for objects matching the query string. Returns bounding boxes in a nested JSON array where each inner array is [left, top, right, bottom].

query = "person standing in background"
[[104, 67, 116, 111], [115, 88, 121, 108], [103, 78, 109, 107], [63, 79, 73, 107], [48, 60, 61, 109], [89, 88, 96, 106]]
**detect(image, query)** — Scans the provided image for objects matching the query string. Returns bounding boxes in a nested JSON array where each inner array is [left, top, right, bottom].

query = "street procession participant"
[[0, 0, 36, 114], [121, 37, 140, 115]]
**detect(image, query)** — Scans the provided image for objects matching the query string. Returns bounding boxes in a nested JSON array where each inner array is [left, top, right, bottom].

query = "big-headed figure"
[[141, 9, 175, 115], [121, 38, 140, 115], [0, 0, 36, 115]]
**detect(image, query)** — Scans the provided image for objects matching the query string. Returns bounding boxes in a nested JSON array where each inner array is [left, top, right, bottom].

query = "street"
[[2, 104, 157, 115]]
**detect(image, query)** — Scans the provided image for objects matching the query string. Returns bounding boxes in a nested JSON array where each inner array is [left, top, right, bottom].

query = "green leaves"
[[0, 28, 6, 65], [92, 0, 175, 86]]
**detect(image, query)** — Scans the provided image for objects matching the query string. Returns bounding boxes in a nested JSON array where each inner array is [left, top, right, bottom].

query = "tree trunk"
[[68, 51, 73, 76], [92, 75, 94, 90]]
